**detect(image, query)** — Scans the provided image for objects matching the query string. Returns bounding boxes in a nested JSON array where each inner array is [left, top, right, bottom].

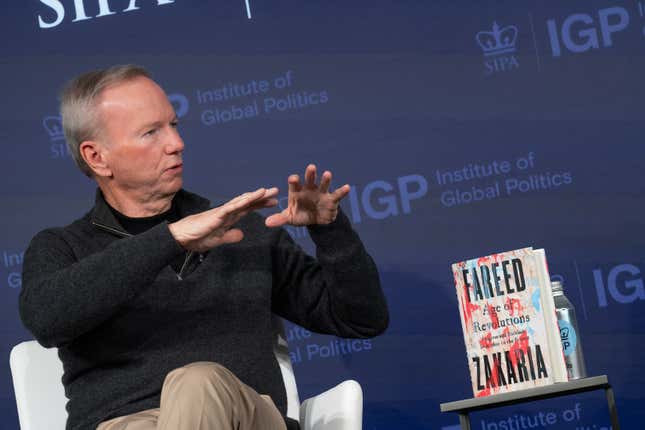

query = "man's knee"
[[164, 361, 239, 391]]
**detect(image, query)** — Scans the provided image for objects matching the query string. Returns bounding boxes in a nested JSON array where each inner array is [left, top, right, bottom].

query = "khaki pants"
[[97, 362, 287, 430]]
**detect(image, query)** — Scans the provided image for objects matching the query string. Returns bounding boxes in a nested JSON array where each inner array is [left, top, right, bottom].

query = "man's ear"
[[79, 140, 112, 178]]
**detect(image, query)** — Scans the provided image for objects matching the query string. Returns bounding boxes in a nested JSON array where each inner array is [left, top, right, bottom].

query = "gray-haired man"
[[19, 65, 389, 430]]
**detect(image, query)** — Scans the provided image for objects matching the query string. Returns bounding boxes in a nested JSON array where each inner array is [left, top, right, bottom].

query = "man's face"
[[96, 76, 184, 200]]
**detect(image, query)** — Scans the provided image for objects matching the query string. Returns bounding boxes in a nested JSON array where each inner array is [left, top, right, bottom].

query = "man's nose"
[[166, 128, 185, 154]]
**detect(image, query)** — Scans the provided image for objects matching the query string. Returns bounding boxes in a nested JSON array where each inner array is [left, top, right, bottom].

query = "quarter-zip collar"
[[90, 188, 212, 280], [90, 187, 211, 237]]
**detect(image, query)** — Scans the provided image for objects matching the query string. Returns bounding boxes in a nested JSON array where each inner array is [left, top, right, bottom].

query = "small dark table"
[[439, 375, 619, 430]]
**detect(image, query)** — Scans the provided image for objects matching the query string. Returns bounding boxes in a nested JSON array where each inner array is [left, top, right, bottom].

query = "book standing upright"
[[451, 247, 568, 397]]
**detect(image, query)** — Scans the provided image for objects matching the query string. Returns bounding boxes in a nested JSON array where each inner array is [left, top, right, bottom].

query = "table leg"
[[605, 386, 620, 430], [458, 412, 471, 430]]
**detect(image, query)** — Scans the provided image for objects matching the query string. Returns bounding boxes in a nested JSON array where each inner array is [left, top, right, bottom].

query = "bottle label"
[[558, 319, 578, 356]]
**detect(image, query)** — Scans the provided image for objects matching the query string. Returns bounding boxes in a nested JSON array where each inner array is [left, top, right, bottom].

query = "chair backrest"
[[9, 341, 68, 430], [272, 316, 301, 420], [10, 317, 301, 430]]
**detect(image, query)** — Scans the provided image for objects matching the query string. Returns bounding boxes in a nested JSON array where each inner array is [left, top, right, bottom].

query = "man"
[[19, 65, 389, 430]]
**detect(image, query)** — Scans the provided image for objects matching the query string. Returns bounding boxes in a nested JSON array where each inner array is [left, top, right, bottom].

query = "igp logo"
[[546, 7, 630, 57], [168, 93, 190, 118]]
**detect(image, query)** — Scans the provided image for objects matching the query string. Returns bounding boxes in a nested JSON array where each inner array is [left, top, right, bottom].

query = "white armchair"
[[10, 320, 363, 430]]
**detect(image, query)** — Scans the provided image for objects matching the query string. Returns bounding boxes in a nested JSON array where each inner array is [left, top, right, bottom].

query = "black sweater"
[[19, 189, 389, 430]]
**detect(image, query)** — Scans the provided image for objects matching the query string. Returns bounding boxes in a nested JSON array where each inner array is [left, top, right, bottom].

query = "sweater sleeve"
[[270, 209, 389, 338], [19, 222, 185, 348]]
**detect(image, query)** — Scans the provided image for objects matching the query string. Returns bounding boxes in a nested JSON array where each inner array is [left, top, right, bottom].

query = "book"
[[451, 247, 567, 397]]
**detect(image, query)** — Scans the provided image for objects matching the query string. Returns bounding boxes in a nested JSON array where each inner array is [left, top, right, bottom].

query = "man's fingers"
[[217, 197, 255, 219], [288, 175, 301, 194], [319, 170, 332, 193], [214, 188, 264, 216], [219, 187, 278, 217], [247, 198, 279, 212], [331, 184, 351, 202], [265, 212, 289, 228], [259, 198, 279, 208], [231, 187, 276, 205], [195, 187, 278, 237], [233, 189, 278, 213], [217, 228, 244, 245], [227, 188, 260, 205], [263, 187, 279, 199], [304, 164, 317, 187], [232, 187, 267, 206]]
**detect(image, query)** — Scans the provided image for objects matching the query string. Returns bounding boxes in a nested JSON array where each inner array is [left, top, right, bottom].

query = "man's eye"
[[170, 121, 179, 128], [144, 129, 157, 137]]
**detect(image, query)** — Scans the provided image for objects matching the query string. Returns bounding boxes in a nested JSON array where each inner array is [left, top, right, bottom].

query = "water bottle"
[[552, 280, 587, 380]]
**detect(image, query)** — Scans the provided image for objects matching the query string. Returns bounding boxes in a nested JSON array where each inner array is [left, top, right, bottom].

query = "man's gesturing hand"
[[265, 164, 350, 228], [169, 187, 278, 252]]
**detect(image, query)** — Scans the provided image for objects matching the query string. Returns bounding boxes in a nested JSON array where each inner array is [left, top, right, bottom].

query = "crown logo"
[[476, 22, 518, 56], [43, 116, 65, 141]]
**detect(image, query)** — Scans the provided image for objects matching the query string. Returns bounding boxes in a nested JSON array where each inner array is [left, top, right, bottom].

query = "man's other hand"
[[265, 164, 350, 228], [169, 187, 279, 252]]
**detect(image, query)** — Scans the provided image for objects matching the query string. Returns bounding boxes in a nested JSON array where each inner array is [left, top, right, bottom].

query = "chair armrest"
[[299, 380, 363, 430]]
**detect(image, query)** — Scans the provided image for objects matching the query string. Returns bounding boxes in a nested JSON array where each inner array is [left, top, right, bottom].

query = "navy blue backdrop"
[[1, 1, 644, 429]]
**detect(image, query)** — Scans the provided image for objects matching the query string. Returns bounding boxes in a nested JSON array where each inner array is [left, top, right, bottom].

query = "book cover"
[[452, 247, 564, 397]]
